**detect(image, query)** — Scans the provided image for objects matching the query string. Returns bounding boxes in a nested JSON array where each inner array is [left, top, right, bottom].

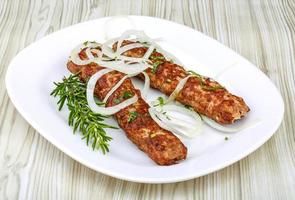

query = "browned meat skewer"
[[113, 41, 250, 124], [67, 48, 187, 165]]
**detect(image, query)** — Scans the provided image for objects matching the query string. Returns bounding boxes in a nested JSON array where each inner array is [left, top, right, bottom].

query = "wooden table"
[[1, 0, 294, 199]]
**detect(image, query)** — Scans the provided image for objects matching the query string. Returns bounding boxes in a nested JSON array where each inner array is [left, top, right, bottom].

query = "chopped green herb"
[[114, 98, 121, 104], [128, 111, 138, 123], [188, 70, 203, 79], [152, 61, 163, 73], [84, 41, 97, 45], [201, 85, 224, 91], [114, 91, 133, 104], [138, 41, 148, 45], [150, 55, 165, 61], [153, 96, 166, 107], [225, 137, 229, 141], [188, 70, 224, 91], [123, 91, 133, 99]]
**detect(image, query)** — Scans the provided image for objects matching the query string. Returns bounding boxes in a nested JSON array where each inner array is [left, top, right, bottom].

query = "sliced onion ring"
[[85, 48, 94, 59], [148, 104, 203, 138], [148, 107, 175, 133], [116, 29, 184, 65], [167, 75, 194, 103], [85, 47, 103, 60], [102, 38, 147, 63], [90, 49, 103, 58], [202, 115, 261, 133], [117, 43, 144, 55], [70, 42, 101, 62], [70, 56, 150, 75], [143, 44, 155, 59], [141, 72, 150, 99], [87, 69, 138, 115], [103, 75, 130, 103], [103, 71, 150, 103]]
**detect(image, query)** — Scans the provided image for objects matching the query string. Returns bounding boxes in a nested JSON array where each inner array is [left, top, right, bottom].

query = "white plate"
[[5, 16, 284, 183]]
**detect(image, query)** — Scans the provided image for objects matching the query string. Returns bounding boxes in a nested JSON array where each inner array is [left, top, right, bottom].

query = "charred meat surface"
[[67, 49, 187, 165], [113, 41, 250, 124]]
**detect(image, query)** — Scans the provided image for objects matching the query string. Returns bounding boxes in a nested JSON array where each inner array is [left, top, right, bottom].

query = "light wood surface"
[[1, 0, 294, 199]]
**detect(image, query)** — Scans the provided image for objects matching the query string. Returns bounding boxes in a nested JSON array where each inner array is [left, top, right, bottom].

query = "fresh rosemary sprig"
[[50, 74, 117, 154]]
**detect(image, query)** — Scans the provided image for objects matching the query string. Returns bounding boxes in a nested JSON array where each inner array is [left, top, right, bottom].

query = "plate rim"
[[5, 15, 285, 183]]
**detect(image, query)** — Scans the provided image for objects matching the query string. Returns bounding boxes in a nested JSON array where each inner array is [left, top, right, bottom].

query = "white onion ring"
[[87, 69, 138, 115], [148, 107, 175, 133], [202, 116, 261, 133], [143, 44, 155, 59], [167, 75, 194, 103], [90, 49, 103, 58], [101, 38, 147, 63], [148, 104, 203, 138], [103, 71, 150, 103], [70, 42, 101, 63], [117, 43, 144, 55], [115, 30, 144, 52], [116, 30, 183, 65], [103, 75, 129, 103], [161, 105, 202, 128], [70, 55, 150, 75], [141, 72, 150, 99], [85, 48, 94, 59]]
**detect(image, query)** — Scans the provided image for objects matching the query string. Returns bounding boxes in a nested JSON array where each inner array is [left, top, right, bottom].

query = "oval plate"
[[5, 16, 284, 183]]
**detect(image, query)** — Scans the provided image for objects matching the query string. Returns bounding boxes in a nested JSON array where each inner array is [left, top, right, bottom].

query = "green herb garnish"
[[113, 91, 133, 104], [51, 74, 116, 154], [150, 55, 165, 73], [137, 41, 148, 45], [202, 85, 224, 91], [123, 91, 133, 99], [150, 55, 165, 61], [188, 70, 203, 79], [128, 111, 138, 123], [153, 96, 166, 107], [114, 98, 121, 104], [151, 61, 163, 73], [83, 41, 96, 46], [188, 70, 224, 91]]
